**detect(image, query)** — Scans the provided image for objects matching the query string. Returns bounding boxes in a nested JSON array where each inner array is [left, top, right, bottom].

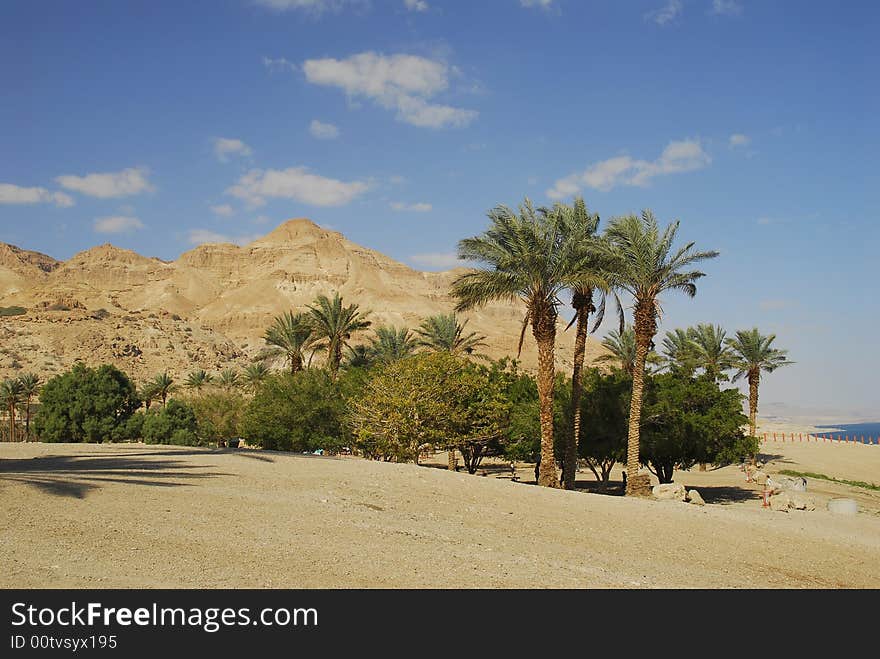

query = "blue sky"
[[1, 0, 878, 417]]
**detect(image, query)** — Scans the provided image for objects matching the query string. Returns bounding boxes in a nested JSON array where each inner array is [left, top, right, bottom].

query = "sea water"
[[813, 422, 880, 445]]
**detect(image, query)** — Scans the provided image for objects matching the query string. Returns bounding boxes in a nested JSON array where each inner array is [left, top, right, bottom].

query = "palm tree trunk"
[[9, 402, 15, 443], [24, 395, 31, 442], [625, 301, 655, 497], [447, 448, 457, 471], [533, 309, 558, 488], [329, 342, 342, 380], [564, 289, 592, 490], [748, 369, 759, 437]]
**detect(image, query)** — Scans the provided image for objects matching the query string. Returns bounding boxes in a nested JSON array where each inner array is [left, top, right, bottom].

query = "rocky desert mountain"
[[0, 218, 608, 383]]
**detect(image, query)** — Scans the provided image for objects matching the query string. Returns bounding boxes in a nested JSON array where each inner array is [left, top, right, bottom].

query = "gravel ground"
[[1, 441, 878, 589]]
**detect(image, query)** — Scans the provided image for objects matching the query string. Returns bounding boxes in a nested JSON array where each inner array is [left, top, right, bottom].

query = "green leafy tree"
[[640, 373, 748, 483], [688, 323, 735, 382], [189, 391, 248, 447], [452, 199, 583, 487], [350, 352, 510, 469], [33, 364, 140, 443], [415, 313, 487, 357], [307, 293, 371, 379], [263, 311, 316, 374], [142, 399, 200, 446], [578, 368, 630, 482], [604, 211, 719, 496], [725, 328, 794, 437], [241, 370, 348, 453]]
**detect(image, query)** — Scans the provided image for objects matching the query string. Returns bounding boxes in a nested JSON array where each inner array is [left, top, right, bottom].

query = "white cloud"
[[645, 0, 683, 26], [547, 139, 711, 198], [210, 204, 235, 216], [309, 119, 340, 139], [410, 252, 464, 270], [226, 167, 370, 207], [711, 0, 743, 16], [0, 183, 74, 207], [188, 229, 262, 246], [520, 0, 554, 9], [213, 138, 253, 163], [262, 56, 297, 72], [302, 51, 478, 129], [390, 201, 432, 212], [729, 133, 751, 147], [404, 0, 428, 11], [56, 167, 154, 199], [254, 0, 352, 13], [93, 216, 144, 234]]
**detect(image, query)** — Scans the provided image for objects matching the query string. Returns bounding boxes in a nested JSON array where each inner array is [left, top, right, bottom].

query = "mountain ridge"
[[0, 218, 606, 382]]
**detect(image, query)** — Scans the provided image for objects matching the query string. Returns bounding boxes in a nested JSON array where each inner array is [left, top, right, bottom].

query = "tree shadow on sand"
[[0, 449, 230, 499], [695, 485, 762, 504]]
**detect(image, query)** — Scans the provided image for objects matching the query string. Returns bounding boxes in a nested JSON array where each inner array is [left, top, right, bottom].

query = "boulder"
[[789, 494, 815, 511], [686, 489, 705, 506], [652, 483, 687, 502], [766, 475, 807, 493], [752, 470, 769, 485], [769, 493, 791, 512]]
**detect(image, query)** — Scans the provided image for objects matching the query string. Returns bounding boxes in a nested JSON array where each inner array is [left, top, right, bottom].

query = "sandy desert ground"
[[1, 438, 878, 589]]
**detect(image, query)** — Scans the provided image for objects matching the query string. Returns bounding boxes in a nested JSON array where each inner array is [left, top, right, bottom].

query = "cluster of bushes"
[[34, 364, 204, 446], [28, 355, 754, 484]]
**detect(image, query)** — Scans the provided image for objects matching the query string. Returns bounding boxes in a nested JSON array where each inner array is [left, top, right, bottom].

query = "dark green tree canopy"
[[34, 363, 140, 443]]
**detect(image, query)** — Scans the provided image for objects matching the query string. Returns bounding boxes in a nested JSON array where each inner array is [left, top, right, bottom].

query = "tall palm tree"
[[17, 373, 40, 441], [242, 363, 270, 392], [725, 328, 793, 437], [263, 311, 316, 374], [151, 372, 175, 407], [604, 210, 718, 496], [307, 292, 371, 379], [184, 369, 214, 392], [0, 378, 24, 442], [219, 369, 241, 390], [597, 327, 638, 375], [140, 382, 159, 410], [689, 323, 735, 382], [368, 326, 418, 363], [548, 197, 621, 490], [415, 313, 488, 357], [661, 327, 698, 376], [451, 198, 582, 487]]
